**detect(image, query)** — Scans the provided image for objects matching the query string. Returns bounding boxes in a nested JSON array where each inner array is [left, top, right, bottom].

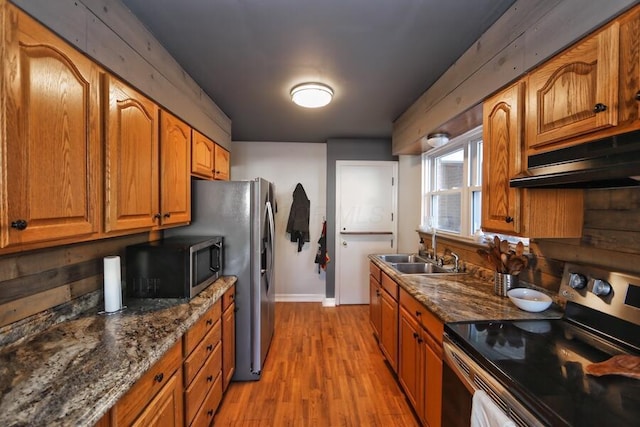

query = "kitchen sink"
[[392, 262, 453, 274], [376, 254, 426, 263]]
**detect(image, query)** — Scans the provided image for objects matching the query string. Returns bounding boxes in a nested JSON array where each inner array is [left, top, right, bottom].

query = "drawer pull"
[[207, 344, 214, 351], [154, 373, 164, 383], [415, 311, 421, 317], [413, 332, 419, 339], [10, 220, 28, 230], [207, 409, 214, 417], [206, 319, 213, 326], [207, 375, 214, 382]]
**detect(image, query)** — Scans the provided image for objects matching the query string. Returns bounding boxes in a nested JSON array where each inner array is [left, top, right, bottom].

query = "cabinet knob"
[[505, 216, 514, 223], [207, 344, 213, 351], [10, 220, 28, 230], [207, 410, 214, 417], [635, 91, 640, 101], [593, 103, 607, 113], [154, 373, 164, 383], [415, 310, 421, 317], [163, 213, 171, 218], [412, 332, 419, 339], [206, 319, 213, 326], [417, 337, 424, 343], [153, 213, 161, 220], [207, 375, 214, 382]]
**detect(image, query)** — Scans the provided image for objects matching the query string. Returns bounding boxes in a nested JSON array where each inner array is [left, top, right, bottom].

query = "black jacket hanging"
[[314, 220, 329, 272], [286, 183, 310, 252]]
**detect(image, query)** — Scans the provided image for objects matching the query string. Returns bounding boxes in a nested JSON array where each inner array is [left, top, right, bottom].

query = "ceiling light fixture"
[[290, 83, 333, 108], [425, 132, 450, 148]]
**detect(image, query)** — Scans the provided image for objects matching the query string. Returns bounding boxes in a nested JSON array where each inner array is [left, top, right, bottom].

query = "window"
[[422, 126, 482, 240]]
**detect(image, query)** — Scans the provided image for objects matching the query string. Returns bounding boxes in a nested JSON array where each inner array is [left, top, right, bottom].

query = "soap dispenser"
[[418, 237, 426, 256]]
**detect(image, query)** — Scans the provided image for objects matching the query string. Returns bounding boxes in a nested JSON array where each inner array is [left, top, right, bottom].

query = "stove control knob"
[[592, 279, 612, 297], [569, 273, 587, 290]]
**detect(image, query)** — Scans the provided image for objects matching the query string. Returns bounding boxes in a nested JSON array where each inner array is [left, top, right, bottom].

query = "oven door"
[[442, 336, 545, 427]]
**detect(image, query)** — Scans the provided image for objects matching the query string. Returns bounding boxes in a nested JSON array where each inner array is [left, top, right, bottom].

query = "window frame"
[[421, 126, 483, 241]]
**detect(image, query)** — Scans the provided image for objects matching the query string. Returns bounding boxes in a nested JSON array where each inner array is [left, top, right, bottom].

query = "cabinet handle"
[[635, 91, 640, 101], [415, 311, 421, 317], [207, 410, 214, 417], [207, 375, 213, 382], [593, 103, 607, 113], [153, 213, 161, 220], [413, 332, 419, 339], [207, 344, 214, 351], [206, 319, 213, 326], [163, 213, 171, 218], [10, 220, 28, 230], [505, 216, 514, 223], [417, 337, 424, 343], [154, 373, 164, 383]]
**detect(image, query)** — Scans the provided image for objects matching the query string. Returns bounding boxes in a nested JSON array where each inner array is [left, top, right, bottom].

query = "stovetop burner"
[[445, 263, 640, 426]]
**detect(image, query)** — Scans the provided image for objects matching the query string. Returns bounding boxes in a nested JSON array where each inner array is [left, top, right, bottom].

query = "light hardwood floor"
[[213, 302, 420, 426]]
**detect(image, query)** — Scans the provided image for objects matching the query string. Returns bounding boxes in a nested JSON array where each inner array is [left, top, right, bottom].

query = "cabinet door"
[[618, 6, 640, 129], [369, 276, 381, 338], [222, 302, 235, 391], [398, 306, 422, 416], [213, 144, 230, 181], [422, 335, 443, 427], [380, 289, 398, 373], [191, 130, 215, 179], [526, 23, 619, 149], [482, 81, 523, 235], [131, 369, 184, 427], [2, 5, 100, 247], [105, 75, 159, 232], [159, 111, 191, 226]]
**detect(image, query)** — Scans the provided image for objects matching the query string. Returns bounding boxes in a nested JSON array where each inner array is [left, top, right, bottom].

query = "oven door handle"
[[443, 337, 479, 394]]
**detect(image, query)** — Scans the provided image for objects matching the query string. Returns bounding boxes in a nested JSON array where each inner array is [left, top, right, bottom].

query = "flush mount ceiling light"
[[290, 83, 333, 108], [425, 132, 450, 148]]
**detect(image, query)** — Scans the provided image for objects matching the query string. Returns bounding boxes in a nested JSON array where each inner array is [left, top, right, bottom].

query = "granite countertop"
[[369, 255, 563, 323], [0, 276, 236, 427]]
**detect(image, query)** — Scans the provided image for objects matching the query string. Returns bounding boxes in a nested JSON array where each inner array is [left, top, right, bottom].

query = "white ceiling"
[[120, 0, 515, 142]]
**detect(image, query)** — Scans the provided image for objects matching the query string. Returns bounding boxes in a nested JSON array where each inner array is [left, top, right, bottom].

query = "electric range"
[[444, 262, 640, 426]]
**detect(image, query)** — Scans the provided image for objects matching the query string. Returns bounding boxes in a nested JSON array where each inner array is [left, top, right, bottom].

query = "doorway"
[[335, 161, 398, 305]]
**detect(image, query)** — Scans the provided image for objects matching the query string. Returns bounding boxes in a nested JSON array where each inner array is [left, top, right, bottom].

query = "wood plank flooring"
[[213, 302, 419, 426]]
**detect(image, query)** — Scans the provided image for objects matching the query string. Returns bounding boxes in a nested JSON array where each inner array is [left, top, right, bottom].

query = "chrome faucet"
[[450, 251, 460, 272]]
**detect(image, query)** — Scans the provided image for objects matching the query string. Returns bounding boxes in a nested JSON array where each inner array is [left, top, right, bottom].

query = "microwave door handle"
[[210, 242, 222, 272]]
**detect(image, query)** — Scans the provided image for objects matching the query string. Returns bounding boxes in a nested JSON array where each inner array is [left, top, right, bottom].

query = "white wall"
[[397, 155, 422, 253], [231, 142, 327, 301]]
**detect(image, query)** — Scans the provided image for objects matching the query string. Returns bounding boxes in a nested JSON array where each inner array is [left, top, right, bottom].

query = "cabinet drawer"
[[381, 272, 398, 300], [185, 341, 222, 424], [399, 288, 443, 343], [190, 371, 223, 427], [369, 262, 381, 283], [184, 317, 222, 385], [222, 285, 235, 311], [184, 300, 221, 356], [113, 339, 182, 426]]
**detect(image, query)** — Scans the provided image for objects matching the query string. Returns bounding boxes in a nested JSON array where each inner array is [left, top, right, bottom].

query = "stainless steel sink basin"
[[376, 254, 426, 263], [392, 262, 452, 274]]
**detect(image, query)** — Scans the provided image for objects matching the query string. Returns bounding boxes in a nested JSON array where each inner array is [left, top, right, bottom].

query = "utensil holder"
[[494, 272, 518, 296]]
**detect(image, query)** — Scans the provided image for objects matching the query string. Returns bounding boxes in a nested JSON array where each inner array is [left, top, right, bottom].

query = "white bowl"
[[507, 288, 552, 312]]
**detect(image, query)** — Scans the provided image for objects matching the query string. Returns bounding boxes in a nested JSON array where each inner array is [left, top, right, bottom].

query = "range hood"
[[510, 130, 640, 189]]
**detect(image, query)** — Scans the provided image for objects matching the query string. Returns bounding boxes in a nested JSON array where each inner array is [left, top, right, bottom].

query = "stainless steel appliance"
[[443, 263, 640, 426], [168, 178, 276, 381], [125, 236, 223, 299]]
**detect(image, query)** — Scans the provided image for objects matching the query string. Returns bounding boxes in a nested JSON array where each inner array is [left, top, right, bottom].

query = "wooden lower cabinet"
[[369, 263, 382, 338], [222, 285, 236, 390], [112, 340, 184, 426], [398, 288, 443, 427], [379, 273, 398, 373]]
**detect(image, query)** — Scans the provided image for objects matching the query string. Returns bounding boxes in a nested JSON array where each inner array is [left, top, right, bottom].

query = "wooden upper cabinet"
[[159, 111, 191, 227], [482, 82, 523, 235], [526, 23, 619, 150], [191, 130, 215, 179], [617, 6, 640, 130], [104, 75, 159, 232], [214, 144, 230, 181], [482, 81, 584, 238], [1, 5, 101, 248]]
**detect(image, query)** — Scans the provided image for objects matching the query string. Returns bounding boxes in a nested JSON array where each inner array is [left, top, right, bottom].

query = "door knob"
[[593, 103, 608, 113]]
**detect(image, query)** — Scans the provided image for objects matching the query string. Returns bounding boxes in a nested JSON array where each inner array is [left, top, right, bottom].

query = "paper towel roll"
[[104, 256, 123, 312]]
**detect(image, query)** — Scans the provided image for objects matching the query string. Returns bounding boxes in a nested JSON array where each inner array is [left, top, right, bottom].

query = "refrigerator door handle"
[[265, 200, 275, 286]]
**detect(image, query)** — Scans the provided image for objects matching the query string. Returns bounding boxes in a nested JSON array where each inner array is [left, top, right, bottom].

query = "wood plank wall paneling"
[[0, 232, 158, 327], [420, 187, 640, 294]]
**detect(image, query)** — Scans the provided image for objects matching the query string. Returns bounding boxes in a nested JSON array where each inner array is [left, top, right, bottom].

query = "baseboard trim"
[[275, 294, 324, 303], [322, 298, 336, 307]]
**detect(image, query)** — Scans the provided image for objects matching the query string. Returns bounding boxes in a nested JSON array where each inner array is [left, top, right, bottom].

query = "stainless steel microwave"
[[125, 236, 223, 298]]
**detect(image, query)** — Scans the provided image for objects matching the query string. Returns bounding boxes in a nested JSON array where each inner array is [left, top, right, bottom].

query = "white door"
[[336, 161, 398, 305]]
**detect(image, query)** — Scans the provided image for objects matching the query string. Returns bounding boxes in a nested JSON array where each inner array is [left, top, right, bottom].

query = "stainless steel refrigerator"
[[169, 178, 276, 381]]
